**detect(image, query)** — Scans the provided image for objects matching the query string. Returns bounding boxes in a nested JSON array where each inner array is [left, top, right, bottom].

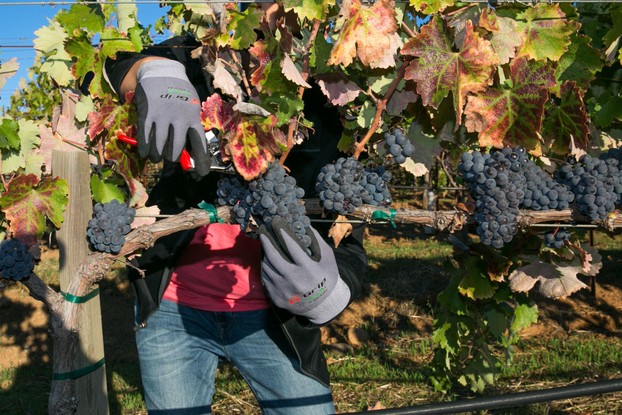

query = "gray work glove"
[[258, 216, 351, 325], [135, 59, 211, 176]]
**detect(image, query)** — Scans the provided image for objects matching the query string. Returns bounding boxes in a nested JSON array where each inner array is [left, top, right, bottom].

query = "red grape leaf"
[[409, 0, 455, 14], [402, 17, 498, 124], [315, 72, 363, 106], [104, 134, 147, 193], [542, 81, 589, 156], [515, 3, 579, 62], [327, 0, 401, 69], [464, 56, 555, 153], [200, 94, 235, 132], [0, 174, 68, 247], [227, 118, 285, 180]]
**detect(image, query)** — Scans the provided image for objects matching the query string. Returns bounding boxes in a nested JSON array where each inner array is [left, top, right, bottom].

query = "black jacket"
[[106, 36, 367, 387]]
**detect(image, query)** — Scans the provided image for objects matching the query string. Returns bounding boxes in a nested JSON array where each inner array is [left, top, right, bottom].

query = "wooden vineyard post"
[[52, 147, 110, 414]]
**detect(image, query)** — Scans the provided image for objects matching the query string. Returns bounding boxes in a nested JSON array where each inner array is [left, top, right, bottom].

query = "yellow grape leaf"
[[328, 0, 402, 69]]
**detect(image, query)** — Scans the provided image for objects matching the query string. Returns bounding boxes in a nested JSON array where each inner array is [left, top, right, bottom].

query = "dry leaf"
[[328, 215, 352, 248]]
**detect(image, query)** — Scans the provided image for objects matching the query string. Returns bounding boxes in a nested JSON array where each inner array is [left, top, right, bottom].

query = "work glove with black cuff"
[[258, 216, 351, 325], [135, 59, 211, 176]]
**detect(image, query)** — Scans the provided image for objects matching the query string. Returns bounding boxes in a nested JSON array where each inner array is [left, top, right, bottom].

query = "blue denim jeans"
[[135, 300, 335, 414]]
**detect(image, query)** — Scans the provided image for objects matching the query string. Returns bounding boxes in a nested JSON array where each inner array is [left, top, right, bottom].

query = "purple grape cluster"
[[459, 146, 575, 248], [0, 238, 34, 281], [216, 162, 312, 248], [555, 152, 622, 221], [87, 200, 135, 254], [315, 157, 392, 216], [384, 128, 415, 164], [544, 228, 571, 249]]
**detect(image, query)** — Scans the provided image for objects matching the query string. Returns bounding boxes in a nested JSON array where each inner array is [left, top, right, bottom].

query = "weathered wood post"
[[52, 146, 109, 414]]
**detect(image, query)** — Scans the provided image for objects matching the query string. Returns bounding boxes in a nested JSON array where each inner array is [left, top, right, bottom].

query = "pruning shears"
[[116, 132, 195, 171], [116, 132, 234, 173]]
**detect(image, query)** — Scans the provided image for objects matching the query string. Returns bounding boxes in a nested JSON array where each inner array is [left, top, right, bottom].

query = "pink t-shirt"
[[162, 223, 270, 311]]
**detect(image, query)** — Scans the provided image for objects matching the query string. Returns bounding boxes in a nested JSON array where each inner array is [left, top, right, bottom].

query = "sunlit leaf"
[[282, 0, 335, 22], [0, 57, 18, 90], [464, 56, 555, 153], [216, 5, 262, 50], [409, 0, 455, 14], [479, 8, 522, 65], [315, 72, 362, 106], [328, 0, 401, 69], [200, 94, 235, 132], [514, 3, 580, 62], [0, 174, 68, 247], [402, 17, 498, 124]]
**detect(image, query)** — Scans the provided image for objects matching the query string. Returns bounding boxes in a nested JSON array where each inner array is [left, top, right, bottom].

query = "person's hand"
[[258, 216, 350, 325], [134, 59, 211, 176]]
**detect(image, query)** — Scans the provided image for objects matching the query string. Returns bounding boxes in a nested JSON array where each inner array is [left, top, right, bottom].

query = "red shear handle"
[[117, 133, 193, 170]]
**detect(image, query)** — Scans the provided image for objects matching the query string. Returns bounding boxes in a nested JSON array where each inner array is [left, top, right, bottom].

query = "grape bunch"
[[360, 166, 393, 207], [458, 149, 521, 249], [316, 157, 393, 215], [0, 238, 34, 281], [384, 128, 415, 164], [544, 228, 571, 249], [217, 162, 312, 248], [459, 146, 576, 249], [555, 153, 621, 221], [87, 200, 135, 254]]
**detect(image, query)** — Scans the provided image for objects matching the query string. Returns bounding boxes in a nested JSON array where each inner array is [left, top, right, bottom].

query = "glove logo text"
[[289, 295, 301, 304], [302, 278, 327, 303], [161, 88, 200, 105]]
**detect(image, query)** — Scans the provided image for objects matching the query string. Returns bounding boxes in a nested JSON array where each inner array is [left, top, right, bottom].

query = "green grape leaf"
[[115, 2, 138, 34], [98, 27, 139, 60], [555, 34, 602, 91], [0, 57, 18, 90], [458, 256, 495, 300], [217, 6, 262, 50], [34, 21, 74, 86], [510, 303, 539, 335], [282, 0, 335, 22], [55, 4, 105, 34], [479, 8, 522, 65], [542, 81, 589, 156], [65, 35, 97, 81], [1, 120, 44, 176], [309, 32, 333, 74], [515, 3, 579, 62], [90, 168, 126, 204], [588, 93, 622, 129], [0, 119, 20, 150], [261, 95, 305, 126], [328, 0, 401, 69], [603, 4, 622, 65], [315, 72, 362, 106], [483, 308, 507, 339], [409, 0, 455, 14], [249, 39, 293, 95], [0, 174, 68, 247], [402, 17, 498, 124], [200, 94, 235, 132], [464, 56, 555, 154]]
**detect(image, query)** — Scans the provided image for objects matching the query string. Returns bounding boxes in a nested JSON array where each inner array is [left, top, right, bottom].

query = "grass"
[[1, 225, 621, 414]]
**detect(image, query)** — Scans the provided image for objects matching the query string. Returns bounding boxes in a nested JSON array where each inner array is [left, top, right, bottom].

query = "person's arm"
[[104, 36, 212, 176]]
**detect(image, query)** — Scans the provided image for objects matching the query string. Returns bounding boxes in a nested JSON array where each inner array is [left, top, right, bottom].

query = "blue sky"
[[0, 1, 167, 106]]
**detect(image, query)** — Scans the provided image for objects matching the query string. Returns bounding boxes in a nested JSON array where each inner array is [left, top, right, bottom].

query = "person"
[[104, 3, 367, 414]]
